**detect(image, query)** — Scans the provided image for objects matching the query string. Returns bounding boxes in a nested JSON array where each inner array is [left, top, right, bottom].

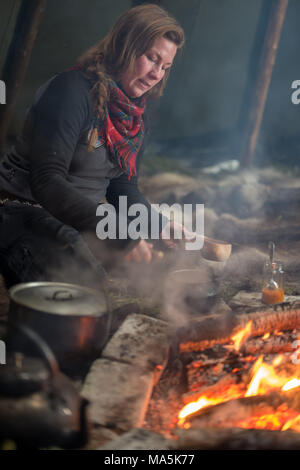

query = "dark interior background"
[[1, 0, 300, 168]]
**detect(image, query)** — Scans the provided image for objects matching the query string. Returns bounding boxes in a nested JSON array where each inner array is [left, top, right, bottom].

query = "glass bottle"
[[261, 260, 284, 305]]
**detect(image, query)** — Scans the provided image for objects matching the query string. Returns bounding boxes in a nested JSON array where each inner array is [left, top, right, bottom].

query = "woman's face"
[[120, 36, 177, 98]]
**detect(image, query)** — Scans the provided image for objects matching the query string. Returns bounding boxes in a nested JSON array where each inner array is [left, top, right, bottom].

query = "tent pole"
[[239, 0, 288, 168], [0, 0, 47, 153]]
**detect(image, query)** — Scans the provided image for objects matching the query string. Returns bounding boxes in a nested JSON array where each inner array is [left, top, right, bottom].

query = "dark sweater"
[[0, 70, 164, 238]]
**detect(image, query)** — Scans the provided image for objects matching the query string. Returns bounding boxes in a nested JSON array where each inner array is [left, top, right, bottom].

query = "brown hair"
[[77, 4, 185, 150]]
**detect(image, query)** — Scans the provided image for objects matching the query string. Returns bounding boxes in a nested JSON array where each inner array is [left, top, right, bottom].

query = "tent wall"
[[0, 0, 299, 155]]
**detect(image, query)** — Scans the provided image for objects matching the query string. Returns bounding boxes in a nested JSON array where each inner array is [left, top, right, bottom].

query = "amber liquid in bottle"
[[261, 287, 284, 305]]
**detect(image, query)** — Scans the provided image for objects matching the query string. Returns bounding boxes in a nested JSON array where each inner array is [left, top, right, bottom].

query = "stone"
[[84, 426, 119, 449], [229, 290, 300, 311], [102, 314, 172, 373], [209, 298, 232, 315], [109, 302, 141, 336], [229, 290, 265, 310], [98, 428, 171, 450], [81, 359, 154, 432]]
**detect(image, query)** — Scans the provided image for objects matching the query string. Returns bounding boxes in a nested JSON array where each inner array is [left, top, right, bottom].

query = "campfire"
[[144, 297, 300, 444], [177, 321, 300, 433]]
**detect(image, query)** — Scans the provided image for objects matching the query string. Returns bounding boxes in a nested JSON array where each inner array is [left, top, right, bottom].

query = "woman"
[[0, 4, 185, 289]]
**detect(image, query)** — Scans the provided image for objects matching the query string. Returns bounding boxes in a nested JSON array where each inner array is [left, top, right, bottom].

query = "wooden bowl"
[[201, 236, 232, 262]]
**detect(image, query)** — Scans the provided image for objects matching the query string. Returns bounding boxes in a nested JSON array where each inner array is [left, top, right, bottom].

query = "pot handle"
[[52, 290, 74, 301], [0, 320, 60, 377]]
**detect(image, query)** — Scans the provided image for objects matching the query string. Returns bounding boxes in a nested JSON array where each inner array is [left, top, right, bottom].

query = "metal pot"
[[8, 282, 110, 372], [167, 268, 219, 315]]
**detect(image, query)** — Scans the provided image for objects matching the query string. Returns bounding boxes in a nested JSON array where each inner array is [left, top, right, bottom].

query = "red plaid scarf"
[[97, 79, 146, 179]]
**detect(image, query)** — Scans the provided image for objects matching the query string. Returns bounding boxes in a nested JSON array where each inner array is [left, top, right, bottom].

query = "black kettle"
[[0, 321, 89, 449]]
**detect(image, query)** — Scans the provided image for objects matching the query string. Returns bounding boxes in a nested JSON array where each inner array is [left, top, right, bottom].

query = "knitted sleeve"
[[28, 70, 101, 232]]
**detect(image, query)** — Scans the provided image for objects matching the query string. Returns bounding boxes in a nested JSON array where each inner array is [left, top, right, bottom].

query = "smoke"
[[220, 247, 266, 283]]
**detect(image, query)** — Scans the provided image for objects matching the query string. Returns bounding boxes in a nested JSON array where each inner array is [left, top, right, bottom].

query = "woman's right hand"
[[159, 220, 196, 249]]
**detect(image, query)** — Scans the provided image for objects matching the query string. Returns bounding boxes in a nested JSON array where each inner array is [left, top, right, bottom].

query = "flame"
[[262, 332, 270, 340], [178, 331, 300, 432], [245, 356, 300, 397], [245, 356, 290, 397], [236, 404, 300, 431], [282, 378, 300, 391], [231, 321, 252, 351], [178, 397, 219, 421], [282, 415, 300, 432], [178, 384, 245, 426], [272, 354, 284, 367]]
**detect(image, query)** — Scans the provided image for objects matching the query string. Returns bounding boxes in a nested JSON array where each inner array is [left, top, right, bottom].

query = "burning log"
[[241, 331, 297, 356], [183, 348, 261, 403], [179, 302, 300, 352], [176, 337, 300, 434], [180, 388, 300, 431], [181, 331, 298, 404], [178, 312, 237, 353], [239, 307, 300, 336], [182, 374, 243, 406]]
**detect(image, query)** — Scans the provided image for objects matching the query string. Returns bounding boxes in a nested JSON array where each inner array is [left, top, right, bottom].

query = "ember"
[[178, 322, 300, 433]]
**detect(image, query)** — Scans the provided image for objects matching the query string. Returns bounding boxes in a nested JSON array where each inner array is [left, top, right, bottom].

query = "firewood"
[[241, 332, 297, 356], [178, 312, 237, 353], [181, 389, 300, 428], [240, 307, 300, 336], [173, 427, 300, 450], [182, 374, 243, 405], [179, 305, 300, 352]]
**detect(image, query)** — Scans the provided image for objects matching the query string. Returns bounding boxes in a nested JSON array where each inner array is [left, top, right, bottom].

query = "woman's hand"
[[124, 239, 160, 263], [124, 221, 196, 263], [159, 220, 196, 249]]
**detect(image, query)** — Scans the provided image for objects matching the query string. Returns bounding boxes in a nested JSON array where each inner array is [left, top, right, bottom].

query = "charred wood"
[[240, 332, 297, 356], [179, 305, 300, 352], [183, 374, 243, 405], [182, 389, 300, 428]]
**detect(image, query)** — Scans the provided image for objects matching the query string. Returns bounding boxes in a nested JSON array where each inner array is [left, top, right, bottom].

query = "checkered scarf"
[[97, 79, 146, 179]]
